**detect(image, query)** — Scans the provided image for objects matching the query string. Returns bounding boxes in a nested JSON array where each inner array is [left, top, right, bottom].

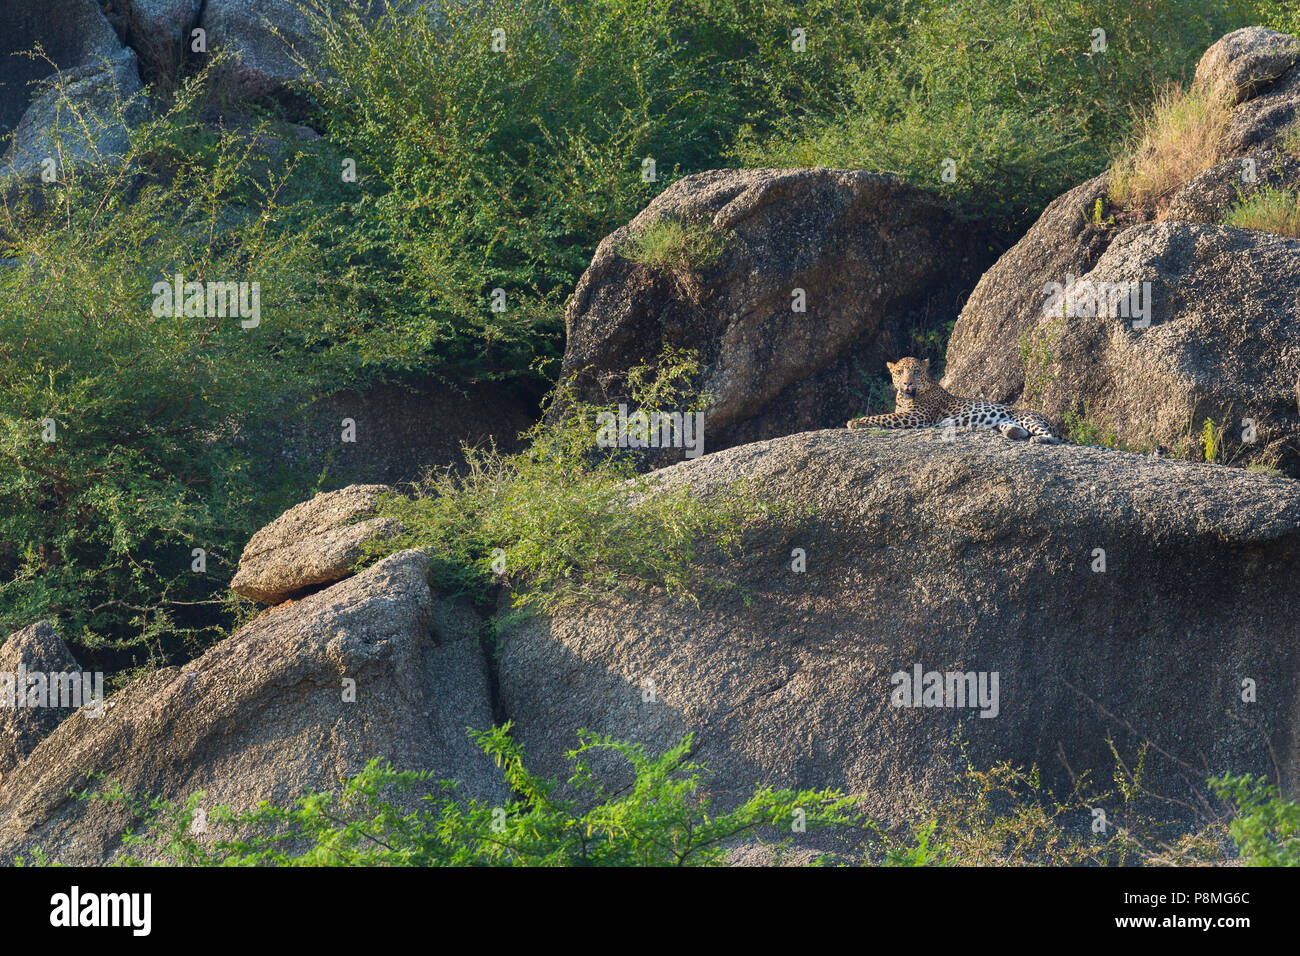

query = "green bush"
[[1063, 409, 1114, 449], [874, 742, 1230, 867], [58, 728, 1300, 866], [1250, 1, 1300, 37], [294, 0, 878, 383], [92, 724, 853, 866], [0, 66, 353, 666], [361, 350, 788, 614], [1210, 774, 1300, 866]]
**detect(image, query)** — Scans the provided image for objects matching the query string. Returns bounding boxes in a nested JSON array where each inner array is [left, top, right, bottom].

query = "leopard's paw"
[[997, 422, 1030, 440]]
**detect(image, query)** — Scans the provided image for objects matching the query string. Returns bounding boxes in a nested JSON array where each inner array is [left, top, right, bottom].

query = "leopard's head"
[[886, 357, 934, 400]]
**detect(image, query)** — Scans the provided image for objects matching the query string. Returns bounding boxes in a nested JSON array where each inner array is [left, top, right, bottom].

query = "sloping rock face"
[[0, 622, 85, 781], [498, 429, 1300, 825], [230, 484, 400, 604], [0, 551, 506, 864], [1036, 222, 1300, 471], [0, 0, 121, 134], [559, 168, 993, 455], [1194, 24, 1300, 106], [942, 173, 1114, 406], [943, 27, 1300, 473], [1207, 27, 1300, 151], [1, 0, 142, 181], [1163, 148, 1300, 223], [3, 49, 144, 182]]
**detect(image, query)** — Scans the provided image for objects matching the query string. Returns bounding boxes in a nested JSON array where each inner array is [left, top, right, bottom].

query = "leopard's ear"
[[922, 358, 931, 372], [885, 361, 896, 373]]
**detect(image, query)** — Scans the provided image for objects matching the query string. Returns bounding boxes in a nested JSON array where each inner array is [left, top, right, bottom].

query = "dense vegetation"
[[735, 0, 1260, 227], [0, 0, 1289, 668]]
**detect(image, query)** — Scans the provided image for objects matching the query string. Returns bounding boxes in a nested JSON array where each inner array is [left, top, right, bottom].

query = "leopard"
[[846, 357, 1063, 444]]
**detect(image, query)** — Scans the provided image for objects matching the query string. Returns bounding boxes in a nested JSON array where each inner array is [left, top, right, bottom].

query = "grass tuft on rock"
[[1223, 184, 1300, 235], [623, 217, 729, 272], [1109, 83, 1233, 214]]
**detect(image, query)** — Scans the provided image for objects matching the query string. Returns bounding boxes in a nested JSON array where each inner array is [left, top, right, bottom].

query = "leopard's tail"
[[847, 412, 925, 430]]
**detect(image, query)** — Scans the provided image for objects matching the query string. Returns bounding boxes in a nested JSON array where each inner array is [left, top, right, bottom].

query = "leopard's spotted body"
[[846, 357, 1062, 444]]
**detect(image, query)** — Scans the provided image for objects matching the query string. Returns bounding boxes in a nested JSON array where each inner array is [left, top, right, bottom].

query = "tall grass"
[[1108, 83, 1232, 214], [623, 218, 729, 272]]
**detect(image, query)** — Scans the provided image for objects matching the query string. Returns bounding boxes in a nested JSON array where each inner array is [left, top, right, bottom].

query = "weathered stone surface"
[[0, 551, 506, 864], [727, 843, 826, 867], [943, 173, 1113, 405], [1190, 27, 1300, 163], [1194, 26, 1300, 106], [1162, 149, 1300, 224], [0, 622, 85, 782], [199, 0, 315, 97], [1030, 222, 1300, 469], [2, 49, 144, 183], [1, 2, 142, 183], [560, 167, 993, 456], [230, 484, 401, 604], [499, 429, 1300, 831], [0, 0, 122, 135], [243, 380, 536, 488]]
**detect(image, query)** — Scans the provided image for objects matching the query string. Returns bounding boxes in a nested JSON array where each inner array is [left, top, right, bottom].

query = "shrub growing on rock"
[[63, 728, 1300, 867], [361, 352, 787, 613]]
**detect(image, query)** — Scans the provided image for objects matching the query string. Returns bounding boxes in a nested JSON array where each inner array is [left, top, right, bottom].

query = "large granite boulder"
[[1031, 221, 1300, 470], [1193, 25, 1300, 106], [98, 0, 203, 82], [0, 550, 506, 864], [943, 26, 1300, 476], [0, 621, 86, 782], [498, 429, 1300, 829], [0, 0, 121, 134], [198, 0, 316, 97], [1, 0, 142, 182], [559, 167, 993, 456]]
